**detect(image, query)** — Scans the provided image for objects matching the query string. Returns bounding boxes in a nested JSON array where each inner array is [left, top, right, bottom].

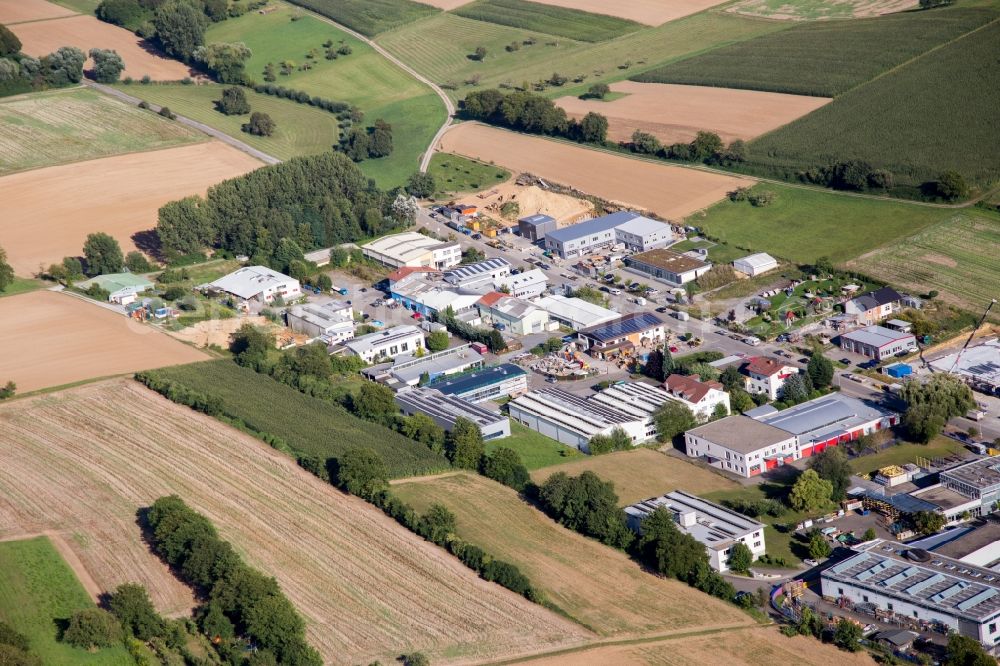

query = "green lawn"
[[0, 87, 202, 175], [376, 11, 785, 103], [0, 276, 45, 297], [687, 183, 961, 264], [670, 238, 743, 264], [206, 3, 445, 186], [427, 152, 509, 199], [849, 438, 966, 477], [634, 8, 996, 97], [118, 82, 340, 161], [453, 0, 643, 43], [0, 537, 132, 665], [846, 209, 1000, 314], [488, 422, 583, 470], [49, 0, 100, 14]]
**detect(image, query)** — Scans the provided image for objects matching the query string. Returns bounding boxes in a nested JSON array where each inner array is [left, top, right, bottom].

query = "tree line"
[[462, 88, 610, 144], [0, 25, 86, 94], [156, 152, 411, 264]]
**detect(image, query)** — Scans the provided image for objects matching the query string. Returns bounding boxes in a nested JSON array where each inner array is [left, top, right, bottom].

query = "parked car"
[[546, 375, 558, 383], [669, 346, 679, 353], [411, 312, 422, 319], [655, 306, 668, 313], [609, 288, 622, 295], [472, 233, 482, 240], [646, 288, 660, 296]]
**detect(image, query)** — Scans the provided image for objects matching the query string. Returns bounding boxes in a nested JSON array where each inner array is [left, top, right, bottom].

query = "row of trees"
[[461, 88, 610, 144], [0, 35, 86, 90], [146, 494, 322, 665], [156, 152, 410, 262]]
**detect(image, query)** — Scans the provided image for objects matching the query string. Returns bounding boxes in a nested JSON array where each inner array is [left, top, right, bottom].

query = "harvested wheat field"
[[0, 0, 76, 24], [515, 626, 876, 665], [528, 0, 729, 25], [727, 0, 917, 19], [556, 81, 831, 145], [0, 381, 592, 664], [438, 123, 753, 220], [422, 0, 474, 8], [0, 142, 260, 275], [0, 291, 207, 393], [477, 182, 594, 226], [10, 12, 193, 80], [393, 472, 754, 637], [531, 448, 738, 506]]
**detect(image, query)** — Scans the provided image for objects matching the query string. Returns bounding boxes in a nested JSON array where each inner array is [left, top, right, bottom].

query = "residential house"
[[741, 355, 799, 401], [844, 286, 903, 325], [662, 373, 730, 421]]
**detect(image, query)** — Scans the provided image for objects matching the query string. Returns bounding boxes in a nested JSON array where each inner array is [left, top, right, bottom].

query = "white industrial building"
[[343, 325, 425, 363], [362, 232, 462, 269], [589, 381, 674, 441], [286, 300, 354, 343], [476, 292, 550, 335], [685, 416, 797, 478], [623, 249, 712, 287], [822, 540, 1000, 649], [395, 387, 510, 441], [544, 211, 672, 259], [930, 338, 1000, 395], [207, 265, 301, 304], [430, 363, 528, 403], [614, 214, 674, 252], [733, 253, 778, 277], [508, 387, 646, 452], [625, 491, 766, 572], [495, 269, 548, 299], [534, 294, 619, 331], [361, 344, 484, 390], [443, 257, 512, 290], [839, 325, 917, 360]]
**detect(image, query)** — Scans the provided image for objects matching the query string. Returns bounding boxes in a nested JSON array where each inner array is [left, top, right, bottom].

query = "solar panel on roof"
[[586, 313, 662, 342]]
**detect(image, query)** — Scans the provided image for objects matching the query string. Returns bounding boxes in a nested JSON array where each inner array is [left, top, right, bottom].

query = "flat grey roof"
[[933, 524, 1000, 561], [395, 388, 506, 429], [687, 415, 793, 454], [545, 211, 638, 243], [930, 338, 1000, 388], [841, 325, 914, 348], [822, 540, 1000, 622], [626, 490, 763, 550], [756, 393, 892, 444], [942, 457, 1000, 492]]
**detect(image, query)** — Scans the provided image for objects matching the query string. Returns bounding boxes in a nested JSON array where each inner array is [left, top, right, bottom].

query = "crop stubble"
[[0, 0, 76, 24], [438, 123, 753, 220], [528, 0, 731, 26], [0, 380, 591, 664]]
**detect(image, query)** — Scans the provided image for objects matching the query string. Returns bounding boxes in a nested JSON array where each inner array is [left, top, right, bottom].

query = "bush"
[[158, 106, 175, 119], [216, 86, 250, 115], [63, 608, 123, 649], [242, 111, 275, 136]]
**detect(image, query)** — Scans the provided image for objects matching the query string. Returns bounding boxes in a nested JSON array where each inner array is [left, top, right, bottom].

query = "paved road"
[[298, 10, 455, 173], [85, 81, 281, 165]]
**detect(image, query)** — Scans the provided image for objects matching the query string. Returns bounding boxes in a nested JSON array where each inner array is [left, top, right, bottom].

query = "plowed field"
[[0, 380, 591, 664], [0, 0, 76, 24], [0, 291, 207, 393], [529, 0, 730, 26], [556, 81, 830, 145], [10, 11, 193, 80], [0, 141, 260, 275], [438, 123, 753, 220]]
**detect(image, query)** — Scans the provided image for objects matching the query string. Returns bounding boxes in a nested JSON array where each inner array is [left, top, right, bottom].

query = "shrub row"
[[145, 495, 322, 665], [251, 82, 351, 114]]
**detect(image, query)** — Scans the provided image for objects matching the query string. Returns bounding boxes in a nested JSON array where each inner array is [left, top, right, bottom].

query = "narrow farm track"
[[295, 9, 455, 172], [86, 81, 281, 165]]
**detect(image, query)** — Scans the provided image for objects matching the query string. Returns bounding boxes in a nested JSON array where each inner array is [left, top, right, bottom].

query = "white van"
[[743, 337, 761, 346], [634, 297, 647, 306], [610, 288, 622, 296]]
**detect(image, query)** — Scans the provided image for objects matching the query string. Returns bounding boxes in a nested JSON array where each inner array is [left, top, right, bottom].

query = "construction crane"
[[946, 298, 997, 374]]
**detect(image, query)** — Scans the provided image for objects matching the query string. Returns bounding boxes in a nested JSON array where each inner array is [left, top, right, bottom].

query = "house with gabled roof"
[[844, 286, 904, 326], [663, 373, 730, 421], [741, 355, 799, 401]]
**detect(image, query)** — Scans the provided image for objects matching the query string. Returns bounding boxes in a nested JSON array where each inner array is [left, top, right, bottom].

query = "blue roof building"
[[544, 211, 637, 259], [885, 363, 913, 379], [429, 363, 529, 404]]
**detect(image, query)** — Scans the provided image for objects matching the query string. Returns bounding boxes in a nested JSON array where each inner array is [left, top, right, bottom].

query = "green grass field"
[[0, 276, 45, 297], [376, 11, 784, 102], [703, 482, 812, 566], [849, 438, 966, 476], [50, 0, 100, 14], [427, 152, 509, 198], [688, 183, 967, 264], [0, 537, 132, 665], [487, 422, 582, 470], [206, 4, 444, 186], [846, 209, 1000, 314], [145, 360, 450, 478], [285, 0, 439, 36], [119, 83, 340, 160], [0, 87, 202, 175], [454, 0, 642, 43], [670, 238, 744, 264], [748, 17, 1000, 192], [634, 8, 996, 96]]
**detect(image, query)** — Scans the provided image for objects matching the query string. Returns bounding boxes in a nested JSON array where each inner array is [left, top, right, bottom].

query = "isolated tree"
[[728, 541, 753, 574], [344, 127, 370, 161], [577, 111, 608, 143], [945, 633, 994, 666], [789, 469, 833, 512], [418, 504, 456, 544], [806, 354, 834, 389], [914, 510, 946, 536], [242, 111, 275, 136], [481, 447, 530, 491], [863, 527, 877, 541], [63, 608, 123, 649], [406, 171, 436, 198], [351, 382, 397, 422], [107, 583, 164, 640], [781, 373, 811, 404], [810, 447, 851, 501], [124, 250, 153, 273], [711, 402, 729, 421], [0, 381, 15, 400], [833, 618, 863, 652], [425, 329, 449, 352], [653, 400, 696, 444], [636, 507, 706, 580], [0, 246, 13, 292], [730, 389, 754, 414], [935, 170, 969, 201], [88, 48, 125, 83], [335, 448, 388, 499], [157, 196, 211, 256], [540, 471, 633, 548], [82, 232, 124, 276], [403, 653, 430, 666], [808, 529, 832, 560], [588, 427, 632, 455], [473, 46, 487, 61], [586, 82, 610, 99], [446, 417, 485, 469], [229, 323, 274, 369], [719, 365, 744, 392], [368, 119, 393, 158], [0, 24, 22, 57], [644, 348, 665, 382], [154, 0, 208, 61], [902, 374, 974, 443], [193, 42, 252, 83], [216, 86, 250, 115]]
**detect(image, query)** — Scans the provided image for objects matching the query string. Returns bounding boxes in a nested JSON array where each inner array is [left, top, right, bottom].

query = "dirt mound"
[[475, 182, 594, 225]]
